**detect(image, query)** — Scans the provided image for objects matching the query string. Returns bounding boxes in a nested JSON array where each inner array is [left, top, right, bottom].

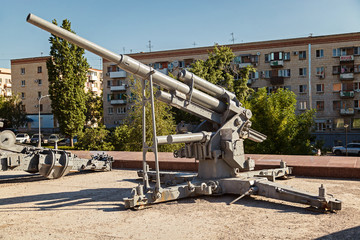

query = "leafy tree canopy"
[[0, 95, 27, 128], [189, 44, 254, 102], [47, 19, 89, 146], [112, 76, 181, 152], [244, 88, 315, 154]]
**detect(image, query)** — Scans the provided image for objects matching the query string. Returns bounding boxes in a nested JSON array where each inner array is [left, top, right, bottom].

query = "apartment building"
[[11, 56, 103, 131], [0, 68, 11, 97], [103, 32, 360, 147]]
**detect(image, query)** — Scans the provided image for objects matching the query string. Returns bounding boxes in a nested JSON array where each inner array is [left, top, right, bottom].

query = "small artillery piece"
[[0, 123, 113, 179], [27, 14, 341, 211]]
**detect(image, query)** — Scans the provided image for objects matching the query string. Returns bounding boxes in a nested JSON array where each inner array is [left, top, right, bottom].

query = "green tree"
[[245, 88, 315, 154], [76, 126, 114, 151], [47, 19, 89, 147], [84, 91, 103, 127], [112, 76, 181, 152], [189, 44, 254, 102], [0, 95, 27, 128]]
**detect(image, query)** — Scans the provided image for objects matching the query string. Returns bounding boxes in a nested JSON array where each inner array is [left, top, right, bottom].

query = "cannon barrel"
[[27, 13, 237, 114], [178, 70, 236, 100]]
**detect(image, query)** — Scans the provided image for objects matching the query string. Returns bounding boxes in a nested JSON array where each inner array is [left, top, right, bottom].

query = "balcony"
[[109, 71, 127, 78], [88, 75, 98, 81], [110, 99, 126, 105], [340, 55, 354, 62], [4, 83, 11, 88], [270, 60, 284, 67], [340, 73, 354, 80], [270, 76, 284, 85], [238, 63, 252, 68], [91, 87, 98, 92], [340, 91, 354, 98], [340, 108, 354, 115], [4, 91, 11, 97], [110, 85, 127, 91]]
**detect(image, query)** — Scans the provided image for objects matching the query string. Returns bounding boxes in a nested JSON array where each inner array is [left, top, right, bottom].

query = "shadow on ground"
[[0, 186, 132, 212], [315, 226, 360, 240]]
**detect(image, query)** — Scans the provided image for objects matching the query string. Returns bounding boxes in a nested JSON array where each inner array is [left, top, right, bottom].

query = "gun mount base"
[[125, 164, 341, 212]]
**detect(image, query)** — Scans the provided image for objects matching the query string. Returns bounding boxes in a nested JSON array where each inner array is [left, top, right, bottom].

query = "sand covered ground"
[[0, 169, 359, 240]]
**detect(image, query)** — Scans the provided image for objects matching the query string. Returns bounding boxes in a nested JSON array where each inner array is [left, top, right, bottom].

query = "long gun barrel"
[[27, 13, 241, 114]]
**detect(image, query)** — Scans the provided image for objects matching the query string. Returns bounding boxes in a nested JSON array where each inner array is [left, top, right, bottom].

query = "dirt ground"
[[0, 169, 359, 240]]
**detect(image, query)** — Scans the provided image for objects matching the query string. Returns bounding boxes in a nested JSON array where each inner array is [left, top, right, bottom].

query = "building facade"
[[103, 32, 360, 147], [11, 56, 103, 131], [0, 68, 12, 97]]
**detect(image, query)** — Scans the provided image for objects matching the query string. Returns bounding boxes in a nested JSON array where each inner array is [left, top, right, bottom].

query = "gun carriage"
[[0, 121, 112, 179], [27, 14, 341, 211]]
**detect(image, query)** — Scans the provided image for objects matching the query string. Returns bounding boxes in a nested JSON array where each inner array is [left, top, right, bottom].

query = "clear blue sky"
[[1, 0, 360, 69]]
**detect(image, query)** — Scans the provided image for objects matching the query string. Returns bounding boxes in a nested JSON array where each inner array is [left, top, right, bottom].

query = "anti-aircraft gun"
[[27, 13, 341, 211], [0, 122, 113, 179]]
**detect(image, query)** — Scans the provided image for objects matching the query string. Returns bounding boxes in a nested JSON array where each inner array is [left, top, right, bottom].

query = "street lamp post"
[[38, 94, 50, 147], [344, 124, 349, 156]]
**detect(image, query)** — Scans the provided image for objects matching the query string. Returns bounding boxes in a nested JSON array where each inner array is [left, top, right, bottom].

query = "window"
[[38, 92, 41, 99], [21, 105, 26, 112], [299, 85, 307, 93], [299, 101, 307, 110], [107, 66, 112, 73], [107, 94, 111, 102], [37, 66, 42, 73], [354, 82, 360, 91], [284, 85, 291, 90], [36, 79, 42, 85], [316, 84, 324, 93], [264, 54, 270, 63], [299, 68, 307, 76], [354, 47, 360, 55], [341, 48, 347, 56], [333, 83, 341, 92], [333, 66, 340, 74], [333, 48, 341, 57], [352, 118, 360, 129], [333, 101, 341, 111], [21, 68, 25, 75], [264, 70, 272, 78], [335, 118, 344, 129], [107, 80, 111, 88], [299, 51, 306, 60], [40, 104, 43, 112], [315, 122, 326, 132], [284, 52, 290, 60], [316, 67, 325, 76], [354, 100, 360, 109], [342, 82, 353, 91], [316, 49, 324, 58], [21, 80, 25, 86], [270, 52, 283, 61], [21, 92, 25, 99], [108, 107, 114, 115], [117, 107, 126, 114], [316, 101, 324, 111], [278, 69, 291, 77]]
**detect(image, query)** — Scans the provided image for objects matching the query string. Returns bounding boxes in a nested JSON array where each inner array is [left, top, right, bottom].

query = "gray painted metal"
[[26, 13, 342, 212], [0, 129, 113, 179]]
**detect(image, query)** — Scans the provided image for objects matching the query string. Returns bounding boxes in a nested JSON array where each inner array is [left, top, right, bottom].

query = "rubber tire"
[[334, 150, 342, 156]]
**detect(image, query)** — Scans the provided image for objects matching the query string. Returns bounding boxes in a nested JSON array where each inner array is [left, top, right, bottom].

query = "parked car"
[[48, 134, 61, 144], [30, 134, 44, 144], [332, 143, 360, 156], [65, 136, 78, 145], [16, 133, 30, 143]]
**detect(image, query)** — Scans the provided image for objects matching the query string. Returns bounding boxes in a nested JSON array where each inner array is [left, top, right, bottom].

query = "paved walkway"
[[72, 151, 360, 178]]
